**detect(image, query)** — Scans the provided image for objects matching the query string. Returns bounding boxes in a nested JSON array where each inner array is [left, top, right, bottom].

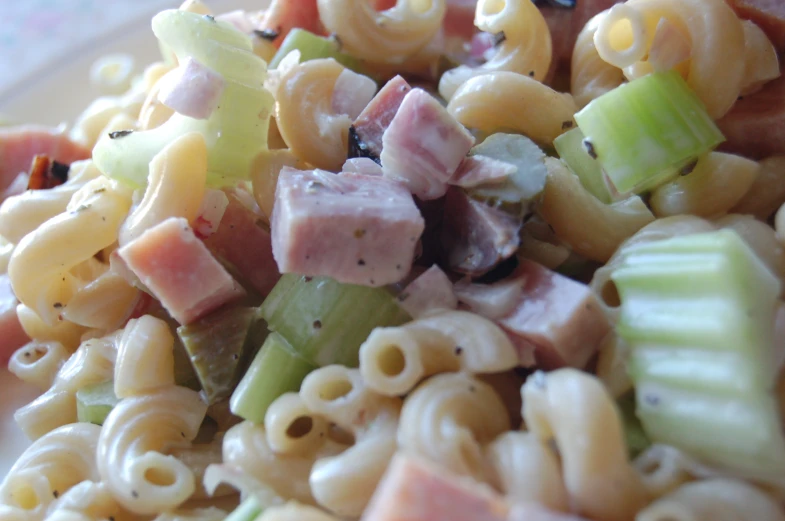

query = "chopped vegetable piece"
[[574, 71, 725, 195], [269, 29, 366, 74], [617, 391, 650, 458], [225, 496, 263, 521], [230, 332, 316, 423], [553, 127, 610, 204], [260, 274, 411, 366], [75, 380, 120, 425], [177, 306, 267, 404], [148, 306, 202, 390], [351, 75, 412, 161], [612, 229, 785, 483]]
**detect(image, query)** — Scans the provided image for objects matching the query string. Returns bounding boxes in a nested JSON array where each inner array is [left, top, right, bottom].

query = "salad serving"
[[0, 0, 785, 519]]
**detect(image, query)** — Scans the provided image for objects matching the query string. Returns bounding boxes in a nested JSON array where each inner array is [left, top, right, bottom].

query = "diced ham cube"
[[441, 187, 521, 276], [381, 89, 475, 200], [271, 167, 425, 287], [717, 68, 785, 159], [332, 69, 378, 120], [727, 0, 785, 52], [118, 217, 245, 325], [443, 0, 479, 39], [203, 192, 281, 297], [342, 157, 384, 177], [397, 265, 457, 318], [453, 277, 524, 320], [0, 275, 29, 365], [497, 259, 610, 369], [194, 189, 230, 239], [351, 76, 412, 160], [450, 156, 515, 189], [157, 57, 225, 120], [258, 0, 325, 47], [0, 126, 91, 191], [362, 453, 510, 521]]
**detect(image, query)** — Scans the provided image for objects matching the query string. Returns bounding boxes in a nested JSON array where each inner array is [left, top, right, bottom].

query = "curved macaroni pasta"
[[255, 502, 339, 521], [739, 20, 780, 96], [16, 304, 89, 351], [265, 393, 330, 457], [44, 481, 125, 521], [731, 156, 785, 221], [570, 11, 626, 109], [114, 315, 175, 398], [8, 341, 70, 390], [359, 310, 518, 396], [61, 270, 140, 331]]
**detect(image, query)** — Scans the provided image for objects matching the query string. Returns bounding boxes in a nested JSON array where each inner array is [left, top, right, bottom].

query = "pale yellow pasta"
[[139, 82, 176, 131], [99, 113, 138, 139], [44, 481, 126, 521], [485, 431, 569, 511], [0, 160, 101, 245], [0, 423, 101, 518], [96, 386, 207, 515], [447, 72, 577, 146], [9, 176, 132, 325], [359, 309, 518, 396], [69, 91, 145, 149], [299, 366, 402, 517], [739, 20, 780, 96], [16, 304, 89, 351], [13, 391, 79, 444], [62, 270, 140, 331], [264, 393, 330, 457], [570, 11, 625, 109], [69, 257, 109, 284], [169, 440, 232, 501], [0, 234, 13, 274], [594, 332, 633, 398], [594, 0, 746, 119], [8, 341, 70, 390], [732, 156, 785, 220], [438, 0, 552, 100], [634, 445, 699, 499], [649, 152, 760, 218], [153, 507, 228, 521], [538, 157, 655, 263], [114, 316, 175, 398], [251, 149, 308, 221], [254, 502, 339, 521], [522, 369, 649, 521], [119, 132, 207, 246], [316, 0, 445, 63], [275, 59, 353, 172], [636, 479, 785, 521], [398, 372, 510, 483]]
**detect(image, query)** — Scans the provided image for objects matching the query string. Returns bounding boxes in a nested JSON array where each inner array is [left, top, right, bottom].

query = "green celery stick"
[[225, 497, 263, 521], [574, 71, 724, 195], [230, 332, 317, 423], [177, 306, 267, 404], [553, 127, 611, 204], [269, 29, 368, 75], [612, 229, 785, 483], [260, 274, 411, 367], [617, 391, 650, 458], [76, 380, 120, 425]]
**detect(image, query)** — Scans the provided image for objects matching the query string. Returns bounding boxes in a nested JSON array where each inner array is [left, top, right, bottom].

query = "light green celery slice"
[[612, 229, 785, 483], [230, 332, 317, 423], [269, 29, 368, 75], [553, 128, 611, 204], [260, 274, 411, 367], [574, 71, 725, 195], [617, 392, 650, 458], [225, 497, 263, 521], [76, 380, 120, 425], [92, 10, 274, 187]]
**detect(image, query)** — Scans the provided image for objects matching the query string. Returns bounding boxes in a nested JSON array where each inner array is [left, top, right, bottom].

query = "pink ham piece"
[[118, 217, 245, 325], [497, 259, 610, 369], [444, 0, 479, 39], [271, 167, 425, 287], [0, 275, 29, 366], [450, 155, 514, 188], [727, 0, 785, 52], [454, 277, 524, 320], [203, 192, 281, 297], [441, 187, 520, 276], [258, 0, 325, 47], [470, 32, 496, 61], [362, 453, 510, 521], [717, 68, 785, 159], [397, 265, 457, 318], [332, 69, 378, 120], [157, 57, 225, 120], [381, 89, 475, 200], [342, 157, 384, 177], [351, 75, 412, 160], [194, 189, 230, 239], [0, 125, 90, 192]]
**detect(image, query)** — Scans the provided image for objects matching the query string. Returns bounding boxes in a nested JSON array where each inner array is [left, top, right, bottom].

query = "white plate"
[[0, 0, 260, 480]]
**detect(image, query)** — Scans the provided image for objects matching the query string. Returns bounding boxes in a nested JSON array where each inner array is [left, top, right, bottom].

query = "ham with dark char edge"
[[257, 0, 325, 47], [350, 75, 412, 161], [271, 167, 425, 287]]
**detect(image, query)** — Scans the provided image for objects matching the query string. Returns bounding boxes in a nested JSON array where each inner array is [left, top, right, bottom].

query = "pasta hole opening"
[[378, 345, 406, 377], [286, 416, 314, 439], [11, 485, 39, 510], [409, 0, 435, 15], [19, 345, 49, 365], [144, 466, 177, 487], [607, 18, 636, 54], [600, 280, 621, 308], [480, 0, 505, 16], [319, 379, 353, 401]]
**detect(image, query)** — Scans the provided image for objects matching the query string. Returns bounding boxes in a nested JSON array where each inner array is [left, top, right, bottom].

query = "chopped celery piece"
[[553, 128, 611, 204], [76, 380, 120, 425], [574, 71, 724, 195], [177, 306, 267, 404], [93, 10, 274, 187], [612, 230, 785, 482], [230, 332, 316, 423], [468, 133, 547, 217], [225, 497, 263, 521], [617, 392, 650, 458], [269, 29, 368, 75], [260, 274, 411, 367]]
